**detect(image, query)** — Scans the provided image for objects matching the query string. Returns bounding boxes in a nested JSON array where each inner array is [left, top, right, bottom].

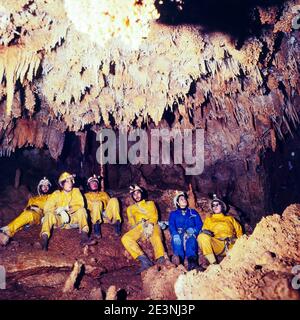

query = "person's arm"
[[126, 206, 136, 226], [192, 210, 203, 236], [147, 201, 159, 224], [43, 191, 59, 214], [200, 217, 214, 237], [231, 216, 243, 238], [202, 217, 211, 231], [69, 188, 85, 213], [168, 211, 178, 236]]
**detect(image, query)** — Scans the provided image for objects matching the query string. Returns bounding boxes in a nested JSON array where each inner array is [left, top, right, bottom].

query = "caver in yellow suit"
[[84, 175, 122, 237], [40, 172, 94, 250], [197, 194, 243, 264], [121, 185, 165, 272], [0, 177, 52, 246]]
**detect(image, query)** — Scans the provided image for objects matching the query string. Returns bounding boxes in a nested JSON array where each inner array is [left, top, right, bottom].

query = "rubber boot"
[[41, 233, 49, 251], [114, 221, 122, 236], [80, 231, 97, 246], [187, 256, 198, 271], [0, 230, 9, 246], [205, 253, 217, 264], [137, 255, 154, 274], [94, 222, 102, 239]]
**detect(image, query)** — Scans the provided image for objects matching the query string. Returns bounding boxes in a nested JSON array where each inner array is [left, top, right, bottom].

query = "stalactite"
[[0, 46, 41, 116], [24, 84, 36, 116]]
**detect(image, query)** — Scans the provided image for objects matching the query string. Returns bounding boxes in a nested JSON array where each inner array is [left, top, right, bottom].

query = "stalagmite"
[[106, 285, 117, 300], [62, 260, 83, 293]]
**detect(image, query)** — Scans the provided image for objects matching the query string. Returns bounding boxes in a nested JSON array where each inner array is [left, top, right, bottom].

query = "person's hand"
[[186, 227, 195, 236], [173, 234, 181, 246], [143, 223, 154, 238]]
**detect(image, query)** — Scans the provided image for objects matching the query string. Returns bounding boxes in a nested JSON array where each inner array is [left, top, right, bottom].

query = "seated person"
[[169, 191, 203, 271], [0, 177, 52, 246], [40, 172, 94, 251], [121, 184, 166, 273], [84, 174, 121, 238], [197, 194, 243, 265]]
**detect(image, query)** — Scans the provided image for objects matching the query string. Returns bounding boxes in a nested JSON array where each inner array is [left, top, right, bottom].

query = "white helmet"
[[87, 174, 101, 186], [58, 172, 75, 188], [37, 177, 51, 195], [129, 184, 143, 194], [173, 191, 188, 208]]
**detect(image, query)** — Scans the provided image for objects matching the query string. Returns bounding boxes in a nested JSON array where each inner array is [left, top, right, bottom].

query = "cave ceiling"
[[0, 0, 299, 162]]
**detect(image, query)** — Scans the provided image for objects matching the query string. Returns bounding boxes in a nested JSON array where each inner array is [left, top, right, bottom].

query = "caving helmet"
[[173, 191, 188, 209], [58, 172, 75, 188], [129, 184, 145, 201], [37, 177, 52, 195], [211, 194, 227, 213]]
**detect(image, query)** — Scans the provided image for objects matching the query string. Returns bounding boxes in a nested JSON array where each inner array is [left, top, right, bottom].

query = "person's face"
[[41, 184, 49, 194], [63, 178, 73, 192], [89, 181, 99, 191], [132, 190, 142, 202], [212, 201, 222, 214], [178, 195, 188, 208]]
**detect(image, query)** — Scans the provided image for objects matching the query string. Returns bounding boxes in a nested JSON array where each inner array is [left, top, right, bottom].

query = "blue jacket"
[[169, 208, 203, 237]]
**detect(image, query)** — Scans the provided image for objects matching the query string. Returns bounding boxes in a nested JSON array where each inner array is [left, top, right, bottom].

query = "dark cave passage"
[[264, 126, 300, 214]]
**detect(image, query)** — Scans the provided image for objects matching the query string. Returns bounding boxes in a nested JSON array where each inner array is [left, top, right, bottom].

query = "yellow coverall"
[[85, 191, 121, 224], [6, 194, 49, 237], [41, 188, 89, 237], [121, 199, 165, 260], [197, 213, 243, 258]]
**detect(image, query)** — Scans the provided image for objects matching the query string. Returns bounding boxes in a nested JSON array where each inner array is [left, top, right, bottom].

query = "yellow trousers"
[[89, 198, 121, 224], [41, 208, 89, 237], [197, 233, 227, 256], [121, 223, 164, 260], [7, 209, 42, 237]]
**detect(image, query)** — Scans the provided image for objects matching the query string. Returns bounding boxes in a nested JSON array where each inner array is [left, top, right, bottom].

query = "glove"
[[173, 234, 181, 246], [56, 206, 69, 214], [55, 207, 70, 224], [201, 229, 214, 237], [186, 228, 195, 236], [143, 222, 154, 238], [158, 221, 169, 230]]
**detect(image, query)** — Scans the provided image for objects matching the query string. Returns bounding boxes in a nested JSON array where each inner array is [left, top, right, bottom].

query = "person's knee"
[[197, 233, 211, 243], [26, 211, 35, 222], [77, 208, 88, 217], [151, 232, 162, 243], [121, 233, 130, 245], [110, 197, 119, 205], [42, 213, 53, 224], [186, 236, 198, 248]]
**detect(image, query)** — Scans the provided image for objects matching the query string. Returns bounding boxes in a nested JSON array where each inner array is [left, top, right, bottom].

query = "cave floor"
[[0, 224, 146, 300]]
